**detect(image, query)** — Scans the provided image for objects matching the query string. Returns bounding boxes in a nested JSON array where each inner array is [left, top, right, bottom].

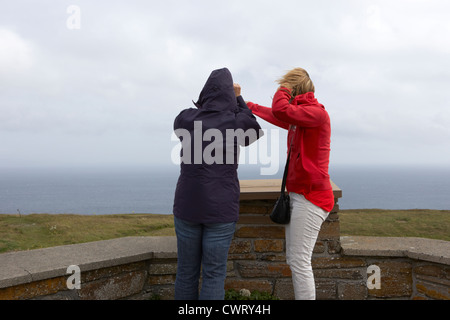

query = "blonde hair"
[[277, 68, 315, 96]]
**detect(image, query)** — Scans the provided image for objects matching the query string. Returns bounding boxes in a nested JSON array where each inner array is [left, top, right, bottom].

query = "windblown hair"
[[277, 68, 315, 97]]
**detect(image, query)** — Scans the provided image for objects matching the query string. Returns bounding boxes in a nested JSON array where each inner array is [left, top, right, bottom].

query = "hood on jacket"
[[193, 68, 237, 112], [291, 92, 324, 108]]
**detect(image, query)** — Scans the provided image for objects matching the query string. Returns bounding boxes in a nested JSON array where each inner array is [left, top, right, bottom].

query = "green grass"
[[339, 209, 450, 241], [0, 209, 448, 254], [0, 213, 175, 253]]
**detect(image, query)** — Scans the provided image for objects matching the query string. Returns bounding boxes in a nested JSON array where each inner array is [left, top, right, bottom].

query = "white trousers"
[[285, 192, 329, 300]]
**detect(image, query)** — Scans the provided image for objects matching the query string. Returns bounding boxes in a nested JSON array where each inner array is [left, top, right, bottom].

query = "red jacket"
[[247, 87, 334, 212]]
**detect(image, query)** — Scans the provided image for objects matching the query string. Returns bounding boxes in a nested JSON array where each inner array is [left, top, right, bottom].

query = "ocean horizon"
[[0, 164, 449, 215]]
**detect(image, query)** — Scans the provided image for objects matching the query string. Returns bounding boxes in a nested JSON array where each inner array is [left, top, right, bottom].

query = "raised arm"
[[271, 87, 328, 127], [233, 84, 263, 146], [246, 101, 290, 130]]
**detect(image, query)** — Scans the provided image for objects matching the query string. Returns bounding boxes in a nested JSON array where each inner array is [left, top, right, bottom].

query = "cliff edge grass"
[[0, 209, 449, 253], [0, 213, 175, 253]]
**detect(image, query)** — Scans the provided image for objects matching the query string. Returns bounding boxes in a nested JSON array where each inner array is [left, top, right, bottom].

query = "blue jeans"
[[174, 216, 236, 300]]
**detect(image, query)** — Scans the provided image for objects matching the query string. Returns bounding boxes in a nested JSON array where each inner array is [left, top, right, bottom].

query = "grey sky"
[[1, 0, 449, 170]]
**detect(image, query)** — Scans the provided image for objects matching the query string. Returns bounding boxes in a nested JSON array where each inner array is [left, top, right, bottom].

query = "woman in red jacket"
[[246, 68, 334, 300]]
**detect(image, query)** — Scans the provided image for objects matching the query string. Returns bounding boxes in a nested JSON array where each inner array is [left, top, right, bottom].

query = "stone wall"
[[0, 179, 448, 300], [0, 236, 178, 300], [225, 197, 341, 299], [340, 236, 450, 300]]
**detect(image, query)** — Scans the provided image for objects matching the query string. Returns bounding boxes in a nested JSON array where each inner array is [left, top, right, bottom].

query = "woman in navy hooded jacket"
[[173, 68, 262, 300]]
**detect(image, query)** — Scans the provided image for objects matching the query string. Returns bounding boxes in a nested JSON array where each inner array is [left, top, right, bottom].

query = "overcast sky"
[[1, 0, 449, 172]]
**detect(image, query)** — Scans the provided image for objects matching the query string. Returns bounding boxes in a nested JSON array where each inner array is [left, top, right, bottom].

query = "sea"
[[0, 164, 449, 215]]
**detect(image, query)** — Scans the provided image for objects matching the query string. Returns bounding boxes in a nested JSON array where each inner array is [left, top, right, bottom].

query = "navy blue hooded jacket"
[[173, 68, 262, 223]]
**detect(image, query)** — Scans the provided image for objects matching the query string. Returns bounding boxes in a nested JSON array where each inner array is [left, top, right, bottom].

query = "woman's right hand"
[[233, 83, 242, 97]]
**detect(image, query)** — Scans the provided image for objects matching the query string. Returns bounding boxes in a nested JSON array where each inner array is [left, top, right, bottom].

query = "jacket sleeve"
[[246, 101, 290, 130], [173, 111, 182, 131], [173, 109, 189, 131], [173, 108, 197, 134], [271, 88, 327, 127], [235, 95, 263, 146]]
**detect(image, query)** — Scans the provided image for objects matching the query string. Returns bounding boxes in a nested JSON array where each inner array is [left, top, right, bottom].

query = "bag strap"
[[280, 146, 291, 195], [281, 131, 295, 195]]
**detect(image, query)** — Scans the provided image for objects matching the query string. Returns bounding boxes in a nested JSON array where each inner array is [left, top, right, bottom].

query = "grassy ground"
[[0, 209, 448, 253], [0, 213, 175, 253], [339, 209, 450, 241]]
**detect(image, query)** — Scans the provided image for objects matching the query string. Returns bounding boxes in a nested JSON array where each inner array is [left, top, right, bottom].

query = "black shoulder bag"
[[269, 145, 292, 224]]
